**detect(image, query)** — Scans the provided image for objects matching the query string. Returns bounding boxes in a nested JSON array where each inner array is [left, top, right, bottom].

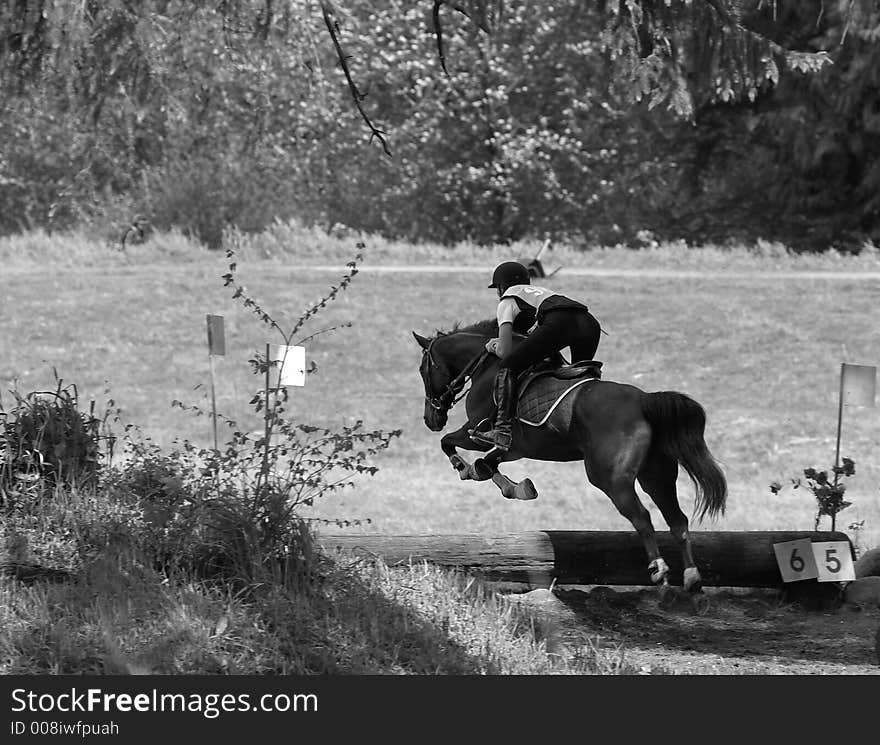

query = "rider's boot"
[[471, 368, 516, 452]]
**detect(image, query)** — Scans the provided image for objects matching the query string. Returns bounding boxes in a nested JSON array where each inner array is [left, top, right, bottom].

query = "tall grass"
[[0, 477, 634, 674], [4, 219, 880, 271]]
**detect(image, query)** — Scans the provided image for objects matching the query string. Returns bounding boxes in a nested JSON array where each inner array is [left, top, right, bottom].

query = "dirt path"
[[515, 586, 880, 674], [298, 265, 880, 281], [7, 259, 880, 281]]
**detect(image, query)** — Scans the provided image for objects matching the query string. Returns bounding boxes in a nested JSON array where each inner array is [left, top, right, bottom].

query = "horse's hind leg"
[[638, 449, 702, 594], [490, 469, 538, 501], [584, 430, 669, 586]]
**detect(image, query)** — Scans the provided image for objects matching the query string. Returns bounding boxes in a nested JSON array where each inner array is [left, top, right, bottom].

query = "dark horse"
[[413, 319, 727, 593]]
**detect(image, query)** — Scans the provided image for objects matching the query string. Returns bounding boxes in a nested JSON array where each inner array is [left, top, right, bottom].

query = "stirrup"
[[471, 428, 512, 452], [470, 430, 496, 445]]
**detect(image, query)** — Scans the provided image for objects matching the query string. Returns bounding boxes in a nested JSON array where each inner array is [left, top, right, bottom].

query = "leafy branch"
[[770, 457, 857, 532]]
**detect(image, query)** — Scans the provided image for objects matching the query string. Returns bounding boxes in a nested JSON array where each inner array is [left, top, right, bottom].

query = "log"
[[320, 531, 853, 588]]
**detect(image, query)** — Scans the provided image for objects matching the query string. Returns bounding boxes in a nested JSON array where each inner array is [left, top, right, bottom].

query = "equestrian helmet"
[[488, 261, 531, 289]]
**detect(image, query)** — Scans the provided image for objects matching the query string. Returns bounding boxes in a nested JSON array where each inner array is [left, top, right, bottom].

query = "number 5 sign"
[[773, 539, 855, 583], [812, 541, 855, 582]]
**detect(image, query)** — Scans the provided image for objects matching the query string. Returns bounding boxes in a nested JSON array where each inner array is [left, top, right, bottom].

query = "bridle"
[[421, 339, 489, 413]]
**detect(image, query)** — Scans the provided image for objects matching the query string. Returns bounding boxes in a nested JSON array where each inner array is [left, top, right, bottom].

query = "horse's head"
[[413, 321, 497, 431], [413, 331, 456, 431]]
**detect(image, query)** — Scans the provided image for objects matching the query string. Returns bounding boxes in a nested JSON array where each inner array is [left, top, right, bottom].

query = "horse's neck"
[[441, 334, 487, 373]]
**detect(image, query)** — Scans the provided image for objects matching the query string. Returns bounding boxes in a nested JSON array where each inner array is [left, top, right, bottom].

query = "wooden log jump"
[[322, 531, 853, 588]]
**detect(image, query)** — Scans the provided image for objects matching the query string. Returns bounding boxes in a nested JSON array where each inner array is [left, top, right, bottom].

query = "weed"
[[0, 373, 115, 507]]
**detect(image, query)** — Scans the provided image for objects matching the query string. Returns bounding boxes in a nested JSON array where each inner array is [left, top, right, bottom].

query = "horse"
[[412, 319, 727, 594]]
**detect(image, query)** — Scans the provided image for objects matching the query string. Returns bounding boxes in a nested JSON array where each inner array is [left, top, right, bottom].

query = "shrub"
[[0, 376, 114, 506], [101, 243, 401, 587]]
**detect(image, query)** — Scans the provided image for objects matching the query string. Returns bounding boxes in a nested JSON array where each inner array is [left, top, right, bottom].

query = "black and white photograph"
[[1, 0, 879, 737]]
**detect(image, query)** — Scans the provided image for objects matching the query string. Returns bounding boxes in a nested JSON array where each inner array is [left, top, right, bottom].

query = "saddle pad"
[[516, 376, 598, 427]]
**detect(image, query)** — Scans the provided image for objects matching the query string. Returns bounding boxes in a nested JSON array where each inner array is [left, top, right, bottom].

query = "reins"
[[424, 344, 490, 412]]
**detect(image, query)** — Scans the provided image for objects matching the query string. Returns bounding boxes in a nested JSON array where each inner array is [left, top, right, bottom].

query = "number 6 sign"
[[773, 539, 818, 582]]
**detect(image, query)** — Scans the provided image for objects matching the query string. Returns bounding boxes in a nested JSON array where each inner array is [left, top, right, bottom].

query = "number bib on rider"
[[502, 285, 557, 308], [498, 285, 558, 326]]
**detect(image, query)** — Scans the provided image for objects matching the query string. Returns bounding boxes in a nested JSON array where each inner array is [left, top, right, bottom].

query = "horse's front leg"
[[472, 448, 538, 501], [440, 425, 493, 481], [440, 427, 537, 499]]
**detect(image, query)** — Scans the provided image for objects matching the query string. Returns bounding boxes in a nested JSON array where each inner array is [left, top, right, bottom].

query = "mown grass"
[[2, 224, 878, 675], [2, 225, 878, 552]]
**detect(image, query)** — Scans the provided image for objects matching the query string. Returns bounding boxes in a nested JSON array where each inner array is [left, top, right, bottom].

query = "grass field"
[[2, 227, 879, 553]]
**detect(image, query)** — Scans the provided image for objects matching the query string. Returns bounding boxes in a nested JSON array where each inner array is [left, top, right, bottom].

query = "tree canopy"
[[0, 1, 876, 249]]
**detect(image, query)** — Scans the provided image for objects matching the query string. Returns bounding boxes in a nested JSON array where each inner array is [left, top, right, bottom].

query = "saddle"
[[514, 360, 602, 427], [473, 359, 601, 433], [516, 358, 603, 392]]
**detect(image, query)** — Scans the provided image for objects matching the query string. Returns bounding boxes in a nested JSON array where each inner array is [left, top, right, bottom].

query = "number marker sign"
[[773, 539, 855, 582], [206, 315, 226, 356], [840, 363, 876, 408], [773, 539, 818, 582], [270, 344, 306, 387], [812, 541, 855, 582]]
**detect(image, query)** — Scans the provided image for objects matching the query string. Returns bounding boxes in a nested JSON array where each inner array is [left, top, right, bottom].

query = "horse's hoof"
[[658, 585, 677, 610], [691, 593, 711, 616], [683, 567, 703, 595], [648, 558, 670, 585], [471, 459, 495, 481], [513, 478, 538, 501], [449, 455, 470, 480]]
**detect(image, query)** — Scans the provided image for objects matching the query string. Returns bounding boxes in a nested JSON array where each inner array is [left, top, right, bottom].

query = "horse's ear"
[[412, 331, 431, 350]]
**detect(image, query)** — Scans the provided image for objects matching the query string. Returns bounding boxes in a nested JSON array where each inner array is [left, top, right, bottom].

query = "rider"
[[471, 261, 601, 452]]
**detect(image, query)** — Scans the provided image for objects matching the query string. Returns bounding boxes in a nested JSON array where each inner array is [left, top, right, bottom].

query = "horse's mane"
[[435, 318, 498, 338]]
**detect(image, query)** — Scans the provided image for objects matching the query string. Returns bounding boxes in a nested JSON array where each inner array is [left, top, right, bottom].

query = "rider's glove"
[[485, 338, 500, 355]]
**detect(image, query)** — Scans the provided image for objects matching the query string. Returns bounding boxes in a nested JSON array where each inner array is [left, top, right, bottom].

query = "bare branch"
[[320, 1, 391, 157], [432, 1, 492, 76], [432, 1, 450, 75]]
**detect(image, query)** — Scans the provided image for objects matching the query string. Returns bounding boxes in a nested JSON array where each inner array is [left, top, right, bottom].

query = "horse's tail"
[[642, 391, 727, 522]]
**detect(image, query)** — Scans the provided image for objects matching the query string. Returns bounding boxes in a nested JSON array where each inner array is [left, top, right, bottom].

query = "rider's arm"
[[487, 297, 519, 357], [496, 321, 514, 357]]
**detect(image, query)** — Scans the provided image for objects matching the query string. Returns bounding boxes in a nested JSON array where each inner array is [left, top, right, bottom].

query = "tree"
[[0, 1, 854, 246], [644, 1, 880, 248]]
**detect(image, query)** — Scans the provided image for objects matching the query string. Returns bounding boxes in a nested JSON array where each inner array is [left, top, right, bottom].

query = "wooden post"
[[834, 363, 845, 475], [209, 354, 218, 452], [205, 314, 226, 453], [261, 342, 271, 486], [832, 364, 846, 531]]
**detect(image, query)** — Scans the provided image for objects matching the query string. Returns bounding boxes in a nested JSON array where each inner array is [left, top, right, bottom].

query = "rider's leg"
[[557, 310, 601, 364], [471, 366, 517, 450], [471, 323, 562, 451], [492, 366, 516, 450]]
